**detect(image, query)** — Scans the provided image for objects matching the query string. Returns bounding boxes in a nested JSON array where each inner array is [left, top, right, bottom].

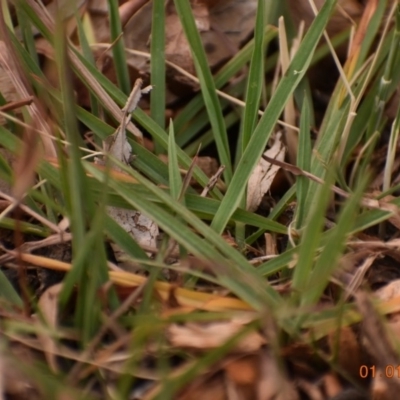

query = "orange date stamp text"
[[360, 365, 400, 378]]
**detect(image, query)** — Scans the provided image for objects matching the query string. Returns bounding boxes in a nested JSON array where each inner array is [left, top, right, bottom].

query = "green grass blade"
[[184, 111, 239, 157], [235, 0, 265, 243], [69, 48, 223, 198], [357, 0, 388, 69], [211, 0, 337, 234], [168, 121, 182, 200], [184, 195, 287, 234], [104, 215, 149, 260], [75, 12, 99, 117], [150, 0, 166, 152], [15, 6, 39, 66], [85, 161, 284, 311], [241, 0, 265, 151], [16, 0, 53, 42], [130, 140, 170, 185], [173, 0, 232, 183], [366, 3, 399, 138], [133, 109, 223, 198], [291, 168, 335, 295], [173, 26, 278, 135], [107, 0, 130, 94], [302, 175, 368, 306], [53, 20, 110, 340], [0, 271, 23, 307], [53, 25, 86, 250], [295, 96, 312, 229]]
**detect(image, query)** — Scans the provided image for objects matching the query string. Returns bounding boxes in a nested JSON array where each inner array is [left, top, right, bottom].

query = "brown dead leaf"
[[372, 372, 395, 400], [356, 291, 400, 399], [374, 280, 400, 344], [124, 0, 257, 90], [357, 291, 396, 365], [247, 133, 285, 212], [375, 279, 400, 302], [207, 0, 258, 62], [0, 344, 40, 399], [119, 0, 150, 27], [159, 154, 219, 179], [258, 348, 299, 400], [175, 350, 296, 400], [328, 326, 363, 382], [195, 156, 219, 178], [12, 119, 42, 201], [0, 148, 15, 195], [165, 10, 195, 76], [347, 0, 378, 60], [297, 379, 325, 400], [0, 36, 56, 160], [374, 193, 400, 230], [192, 1, 210, 31], [177, 375, 226, 400], [0, 37, 45, 202], [224, 355, 258, 386], [321, 373, 345, 399], [0, 57, 20, 126], [287, 0, 364, 38], [36, 282, 64, 373], [224, 355, 259, 399], [167, 318, 265, 352]]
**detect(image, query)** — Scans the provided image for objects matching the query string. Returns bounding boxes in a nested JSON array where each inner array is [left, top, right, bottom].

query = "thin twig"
[[201, 165, 225, 197], [261, 154, 400, 214]]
